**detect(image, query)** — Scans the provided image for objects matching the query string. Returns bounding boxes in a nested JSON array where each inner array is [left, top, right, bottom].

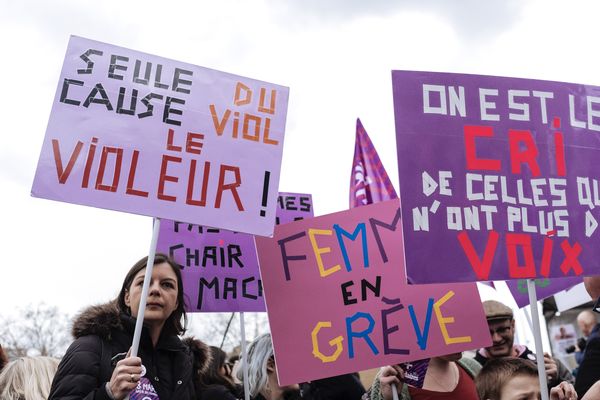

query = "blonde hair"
[[0, 356, 60, 400]]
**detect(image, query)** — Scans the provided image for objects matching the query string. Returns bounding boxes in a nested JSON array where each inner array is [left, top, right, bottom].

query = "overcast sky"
[[2, 0, 599, 344]]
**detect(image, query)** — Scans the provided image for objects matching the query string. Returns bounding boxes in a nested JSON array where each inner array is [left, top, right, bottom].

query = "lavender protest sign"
[[32, 36, 289, 236], [255, 199, 491, 385], [157, 192, 313, 312], [506, 277, 582, 308], [393, 71, 600, 283]]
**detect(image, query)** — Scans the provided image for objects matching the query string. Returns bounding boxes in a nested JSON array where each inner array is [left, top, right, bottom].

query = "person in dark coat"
[[49, 253, 210, 400], [193, 345, 242, 400], [575, 318, 600, 397], [301, 373, 365, 400]]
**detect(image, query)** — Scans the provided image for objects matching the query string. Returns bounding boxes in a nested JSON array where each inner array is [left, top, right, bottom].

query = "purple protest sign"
[[393, 71, 600, 283], [158, 222, 261, 312], [157, 192, 313, 312], [31, 36, 289, 236], [276, 192, 313, 225], [506, 277, 582, 308]]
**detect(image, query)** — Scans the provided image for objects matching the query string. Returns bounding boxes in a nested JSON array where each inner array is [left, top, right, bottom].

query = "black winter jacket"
[[301, 373, 365, 400], [49, 302, 209, 400], [575, 323, 600, 397], [198, 384, 242, 400]]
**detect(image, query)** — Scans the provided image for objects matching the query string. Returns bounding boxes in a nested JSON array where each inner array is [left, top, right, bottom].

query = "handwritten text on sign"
[[158, 193, 313, 312], [255, 200, 490, 385], [393, 71, 600, 283], [32, 36, 289, 236]]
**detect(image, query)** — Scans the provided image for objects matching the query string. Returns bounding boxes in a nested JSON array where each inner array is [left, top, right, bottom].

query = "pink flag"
[[349, 118, 398, 208]]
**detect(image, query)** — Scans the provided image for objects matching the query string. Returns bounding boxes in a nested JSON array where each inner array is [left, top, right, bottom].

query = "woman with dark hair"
[[48, 253, 210, 400], [194, 345, 242, 400]]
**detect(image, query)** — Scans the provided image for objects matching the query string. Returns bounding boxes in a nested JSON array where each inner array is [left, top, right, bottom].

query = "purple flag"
[[349, 118, 398, 208]]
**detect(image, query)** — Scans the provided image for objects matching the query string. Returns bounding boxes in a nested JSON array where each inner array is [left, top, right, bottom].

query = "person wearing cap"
[[474, 300, 574, 390]]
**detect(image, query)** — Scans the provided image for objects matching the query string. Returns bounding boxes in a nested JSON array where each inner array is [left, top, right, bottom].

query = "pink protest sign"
[[393, 71, 600, 283], [255, 199, 491, 385], [157, 192, 313, 312], [31, 36, 289, 236]]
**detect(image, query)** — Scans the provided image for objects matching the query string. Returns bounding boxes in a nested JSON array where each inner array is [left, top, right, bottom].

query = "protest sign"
[[32, 36, 289, 236], [158, 192, 313, 312], [255, 199, 490, 385], [554, 283, 592, 312], [393, 71, 600, 283], [506, 277, 581, 308]]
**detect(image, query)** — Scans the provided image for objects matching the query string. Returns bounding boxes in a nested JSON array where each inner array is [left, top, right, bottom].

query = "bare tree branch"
[[0, 303, 70, 359]]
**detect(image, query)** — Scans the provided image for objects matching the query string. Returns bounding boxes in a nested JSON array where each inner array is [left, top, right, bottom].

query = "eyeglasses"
[[489, 323, 512, 336]]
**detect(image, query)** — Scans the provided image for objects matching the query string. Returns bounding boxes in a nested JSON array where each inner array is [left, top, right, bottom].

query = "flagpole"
[[527, 279, 549, 400], [131, 217, 161, 357], [240, 312, 250, 400]]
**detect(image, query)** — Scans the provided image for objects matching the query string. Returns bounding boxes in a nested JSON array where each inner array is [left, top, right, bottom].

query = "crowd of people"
[[1, 255, 600, 400]]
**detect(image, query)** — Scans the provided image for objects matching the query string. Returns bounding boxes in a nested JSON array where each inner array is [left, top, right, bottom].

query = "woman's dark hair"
[[199, 346, 238, 393], [116, 253, 188, 335]]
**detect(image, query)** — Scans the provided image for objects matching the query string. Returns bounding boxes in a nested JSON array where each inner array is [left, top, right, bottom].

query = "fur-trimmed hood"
[[71, 301, 123, 339], [70, 301, 211, 374], [182, 337, 212, 376]]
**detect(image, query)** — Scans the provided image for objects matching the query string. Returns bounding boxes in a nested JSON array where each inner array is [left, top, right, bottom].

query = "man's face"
[[578, 318, 594, 337], [485, 318, 515, 358]]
